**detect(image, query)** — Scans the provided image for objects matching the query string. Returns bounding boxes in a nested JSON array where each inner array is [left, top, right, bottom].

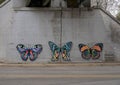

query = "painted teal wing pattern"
[[61, 42, 73, 61], [48, 41, 60, 61]]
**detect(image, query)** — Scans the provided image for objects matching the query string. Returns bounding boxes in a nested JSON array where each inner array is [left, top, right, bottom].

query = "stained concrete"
[[0, 0, 120, 63]]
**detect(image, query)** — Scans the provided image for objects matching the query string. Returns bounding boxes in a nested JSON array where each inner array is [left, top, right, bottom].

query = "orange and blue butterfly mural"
[[48, 41, 73, 62], [78, 43, 103, 60], [16, 44, 43, 61]]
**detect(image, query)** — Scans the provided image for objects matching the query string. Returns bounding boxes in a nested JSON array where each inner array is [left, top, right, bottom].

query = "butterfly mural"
[[78, 43, 103, 60], [16, 44, 43, 61], [48, 41, 73, 62]]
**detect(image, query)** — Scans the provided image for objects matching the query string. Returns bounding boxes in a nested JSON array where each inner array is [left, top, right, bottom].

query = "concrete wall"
[[6, 8, 106, 63], [10, 9, 61, 63], [0, 0, 13, 63], [0, 0, 120, 63], [100, 10, 120, 61], [62, 9, 106, 62], [12, 0, 28, 7]]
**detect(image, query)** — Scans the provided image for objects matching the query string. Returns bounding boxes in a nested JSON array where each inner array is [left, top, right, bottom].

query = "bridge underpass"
[[10, 8, 110, 63], [0, 0, 120, 63]]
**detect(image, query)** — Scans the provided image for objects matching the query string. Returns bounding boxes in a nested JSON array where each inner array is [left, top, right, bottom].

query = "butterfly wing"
[[29, 44, 43, 61], [61, 42, 72, 61], [48, 41, 60, 61], [91, 43, 103, 59], [78, 44, 91, 60], [16, 44, 28, 61]]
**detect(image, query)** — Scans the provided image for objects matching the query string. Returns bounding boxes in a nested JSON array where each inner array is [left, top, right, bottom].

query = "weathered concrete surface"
[[0, 0, 120, 63], [0, 0, 13, 62], [12, 0, 28, 7], [8, 8, 107, 63], [100, 10, 120, 61], [62, 9, 106, 62], [10, 9, 61, 63]]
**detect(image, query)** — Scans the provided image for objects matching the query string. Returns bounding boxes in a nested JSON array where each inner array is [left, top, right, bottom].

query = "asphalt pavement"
[[0, 63, 120, 85]]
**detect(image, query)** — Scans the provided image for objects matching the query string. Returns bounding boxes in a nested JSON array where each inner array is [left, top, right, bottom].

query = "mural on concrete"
[[16, 44, 43, 61], [48, 41, 72, 62], [78, 43, 103, 60]]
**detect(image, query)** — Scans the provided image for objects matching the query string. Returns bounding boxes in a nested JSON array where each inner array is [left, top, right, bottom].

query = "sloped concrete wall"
[[0, 0, 13, 62], [100, 10, 120, 61]]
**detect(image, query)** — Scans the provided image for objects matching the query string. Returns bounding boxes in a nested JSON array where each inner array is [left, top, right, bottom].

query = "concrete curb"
[[0, 63, 120, 67]]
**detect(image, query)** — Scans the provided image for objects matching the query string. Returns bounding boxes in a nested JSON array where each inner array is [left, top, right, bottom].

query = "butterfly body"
[[78, 43, 103, 60], [16, 44, 43, 61], [48, 41, 72, 62]]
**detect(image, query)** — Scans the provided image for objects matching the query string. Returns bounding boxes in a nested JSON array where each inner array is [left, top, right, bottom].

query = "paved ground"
[[0, 64, 120, 85]]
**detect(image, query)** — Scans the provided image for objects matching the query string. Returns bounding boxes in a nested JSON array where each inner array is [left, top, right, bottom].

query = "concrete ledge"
[[0, 62, 120, 67], [14, 7, 62, 11], [13, 7, 91, 11]]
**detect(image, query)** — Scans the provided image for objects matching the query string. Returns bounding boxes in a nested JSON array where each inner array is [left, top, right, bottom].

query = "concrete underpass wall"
[[6, 8, 107, 63], [12, 0, 27, 7], [100, 10, 120, 61], [1, 0, 119, 63], [62, 9, 106, 62], [8, 9, 61, 63], [0, 0, 13, 63]]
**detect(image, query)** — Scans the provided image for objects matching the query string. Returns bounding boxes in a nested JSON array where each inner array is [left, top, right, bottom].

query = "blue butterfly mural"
[[48, 41, 73, 62], [78, 43, 103, 60], [16, 44, 43, 61]]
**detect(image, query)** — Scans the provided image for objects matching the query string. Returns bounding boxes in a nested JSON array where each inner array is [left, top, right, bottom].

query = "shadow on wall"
[[27, 0, 51, 7], [110, 22, 120, 44], [26, 0, 91, 8], [109, 21, 120, 62]]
